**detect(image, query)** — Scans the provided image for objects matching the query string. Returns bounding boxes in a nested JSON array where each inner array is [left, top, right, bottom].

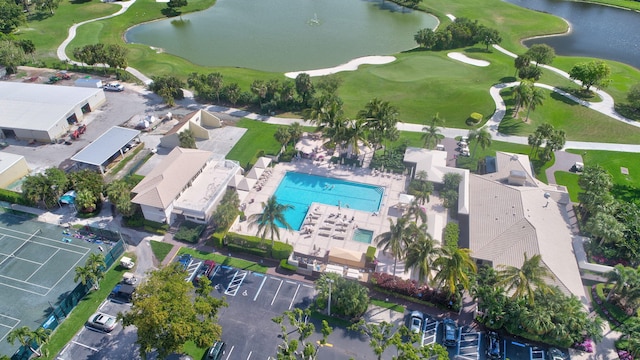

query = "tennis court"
[[0, 210, 107, 356]]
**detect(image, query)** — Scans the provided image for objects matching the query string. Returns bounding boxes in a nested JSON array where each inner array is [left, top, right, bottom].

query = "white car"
[[409, 311, 423, 333], [104, 82, 125, 92]]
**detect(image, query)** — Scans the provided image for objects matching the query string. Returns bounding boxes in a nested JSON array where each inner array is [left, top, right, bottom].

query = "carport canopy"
[[71, 126, 140, 169]]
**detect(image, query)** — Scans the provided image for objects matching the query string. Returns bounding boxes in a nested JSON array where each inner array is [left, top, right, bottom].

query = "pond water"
[[125, 0, 438, 72], [504, 0, 640, 69]]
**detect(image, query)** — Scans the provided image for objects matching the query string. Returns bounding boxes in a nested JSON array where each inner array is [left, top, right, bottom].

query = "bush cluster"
[[365, 246, 376, 263], [0, 189, 30, 206], [370, 272, 455, 310], [467, 112, 483, 126], [225, 232, 293, 260], [279, 259, 298, 272], [174, 221, 205, 243]]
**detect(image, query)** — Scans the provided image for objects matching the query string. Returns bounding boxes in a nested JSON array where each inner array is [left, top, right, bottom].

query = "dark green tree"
[[34, 0, 61, 15], [0, 0, 26, 34], [525, 44, 555, 68], [295, 73, 314, 107], [0, 40, 26, 74], [150, 75, 185, 106], [211, 189, 240, 230], [106, 179, 135, 217], [569, 60, 611, 91], [120, 263, 226, 359]]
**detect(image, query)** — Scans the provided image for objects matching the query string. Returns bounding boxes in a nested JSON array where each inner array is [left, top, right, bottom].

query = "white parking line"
[[225, 345, 234, 360], [302, 284, 314, 289], [271, 279, 283, 306], [289, 284, 300, 310], [71, 340, 99, 352], [285, 280, 296, 284], [253, 274, 267, 301], [247, 351, 252, 359]]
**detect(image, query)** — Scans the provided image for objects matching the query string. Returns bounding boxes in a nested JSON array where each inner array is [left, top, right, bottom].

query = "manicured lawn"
[[226, 119, 282, 169], [566, 149, 640, 188], [554, 171, 581, 202], [371, 299, 406, 313], [150, 240, 174, 263], [182, 341, 207, 359], [177, 247, 269, 273], [498, 88, 640, 143], [16, 0, 640, 137], [42, 256, 133, 359]]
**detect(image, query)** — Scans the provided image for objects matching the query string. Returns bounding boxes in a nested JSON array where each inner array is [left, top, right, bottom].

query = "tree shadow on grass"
[[499, 76, 517, 83], [615, 104, 640, 122], [27, 12, 54, 22], [550, 91, 579, 106]]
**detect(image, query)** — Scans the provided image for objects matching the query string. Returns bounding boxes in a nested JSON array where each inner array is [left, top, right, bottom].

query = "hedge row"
[[279, 259, 298, 272], [225, 232, 293, 260], [0, 189, 30, 206], [365, 246, 376, 263]]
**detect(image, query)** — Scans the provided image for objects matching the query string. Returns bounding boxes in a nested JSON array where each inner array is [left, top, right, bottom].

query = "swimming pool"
[[352, 229, 374, 244], [273, 172, 384, 230]]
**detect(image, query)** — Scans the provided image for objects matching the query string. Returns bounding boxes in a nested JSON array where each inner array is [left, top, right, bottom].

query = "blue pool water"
[[273, 172, 384, 230], [353, 229, 374, 244]]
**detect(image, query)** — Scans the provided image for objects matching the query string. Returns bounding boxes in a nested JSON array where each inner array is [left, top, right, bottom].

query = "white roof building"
[[0, 82, 106, 142], [131, 147, 241, 224]]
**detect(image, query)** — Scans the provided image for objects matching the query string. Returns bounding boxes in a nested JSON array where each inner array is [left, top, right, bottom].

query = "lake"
[[505, 0, 640, 70], [125, 0, 438, 72]]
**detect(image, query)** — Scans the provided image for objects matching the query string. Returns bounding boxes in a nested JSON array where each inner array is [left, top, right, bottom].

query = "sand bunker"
[[284, 56, 396, 78], [447, 52, 490, 67]]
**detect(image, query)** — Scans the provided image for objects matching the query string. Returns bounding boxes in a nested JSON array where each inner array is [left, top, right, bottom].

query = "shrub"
[[468, 112, 483, 125], [370, 272, 457, 311], [225, 232, 293, 260], [279, 259, 298, 272], [174, 221, 205, 243], [443, 223, 460, 249], [0, 189, 30, 205], [210, 231, 226, 248], [365, 246, 376, 263]]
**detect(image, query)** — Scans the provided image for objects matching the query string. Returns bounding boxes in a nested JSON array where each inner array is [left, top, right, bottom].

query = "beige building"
[[0, 152, 29, 189], [131, 147, 241, 224], [0, 82, 106, 142], [466, 152, 586, 301], [159, 110, 223, 149]]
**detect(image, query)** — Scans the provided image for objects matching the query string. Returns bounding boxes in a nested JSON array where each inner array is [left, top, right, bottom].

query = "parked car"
[[205, 341, 226, 360], [104, 82, 125, 91], [195, 260, 216, 284], [409, 311, 423, 333], [178, 254, 192, 270], [87, 312, 117, 332], [547, 348, 568, 360], [443, 318, 458, 347], [486, 331, 502, 359], [110, 283, 135, 303]]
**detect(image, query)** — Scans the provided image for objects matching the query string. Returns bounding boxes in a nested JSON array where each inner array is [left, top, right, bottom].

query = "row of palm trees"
[[74, 253, 107, 290]]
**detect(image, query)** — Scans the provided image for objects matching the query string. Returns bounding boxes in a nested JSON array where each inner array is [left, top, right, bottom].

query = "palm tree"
[[514, 80, 532, 114], [468, 127, 492, 159], [421, 113, 444, 149], [248, 196, 294, 247], [207, 72, 224, 102], [288, 122, 303, 145], [274, 126, 291, 152], [404, 232, 438, 284], [86, 253, 106, 288], [74, 265, 97, 288], [179, 129, 197, 148], [524, 86, 545, 122], [496, 253, 554, 305], [304, 94, 344, 129], [432, 246, 477, 296], [358, 98, 399, 151], [374, 217, 412, 276], [404, 199, 426, 224], [7, 326, 51, 357], [344, 118, 369, 156]]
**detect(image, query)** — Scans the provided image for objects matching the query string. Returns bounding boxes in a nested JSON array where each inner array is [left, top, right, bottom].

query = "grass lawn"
[[370, 299, 406, 313], [226, 119, 282, 169], [42, 256, 133, 359], [182, 341, 207, 359], [566, 149, 640, 187], [15, 0, 640, 138], [150, 240, 174, 263], [554, 171, 581, 202], [498, 88, 640, 143], [177, 247, 269, 273]]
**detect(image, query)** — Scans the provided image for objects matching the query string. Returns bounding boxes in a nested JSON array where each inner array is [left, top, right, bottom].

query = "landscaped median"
[[177, 248, 269, 274]]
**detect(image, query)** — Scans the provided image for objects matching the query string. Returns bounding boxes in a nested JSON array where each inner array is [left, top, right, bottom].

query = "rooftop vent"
[[508, 170, 526, 186]]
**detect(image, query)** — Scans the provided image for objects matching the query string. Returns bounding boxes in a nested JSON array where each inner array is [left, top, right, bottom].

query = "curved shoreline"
[[518, 17, 572, 47]]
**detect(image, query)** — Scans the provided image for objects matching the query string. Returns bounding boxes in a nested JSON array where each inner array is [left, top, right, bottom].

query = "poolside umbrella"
[[247, 167, 264, 179], [255, 157, 272, 169], [237, 177, 257, 191]]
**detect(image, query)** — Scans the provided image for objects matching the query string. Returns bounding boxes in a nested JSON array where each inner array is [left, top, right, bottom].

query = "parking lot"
[[210, 265, 316, 359], [57, 299, 138, 360]]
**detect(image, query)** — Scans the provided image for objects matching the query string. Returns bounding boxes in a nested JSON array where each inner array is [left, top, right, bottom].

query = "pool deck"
[[231, 158, 450, 280]]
